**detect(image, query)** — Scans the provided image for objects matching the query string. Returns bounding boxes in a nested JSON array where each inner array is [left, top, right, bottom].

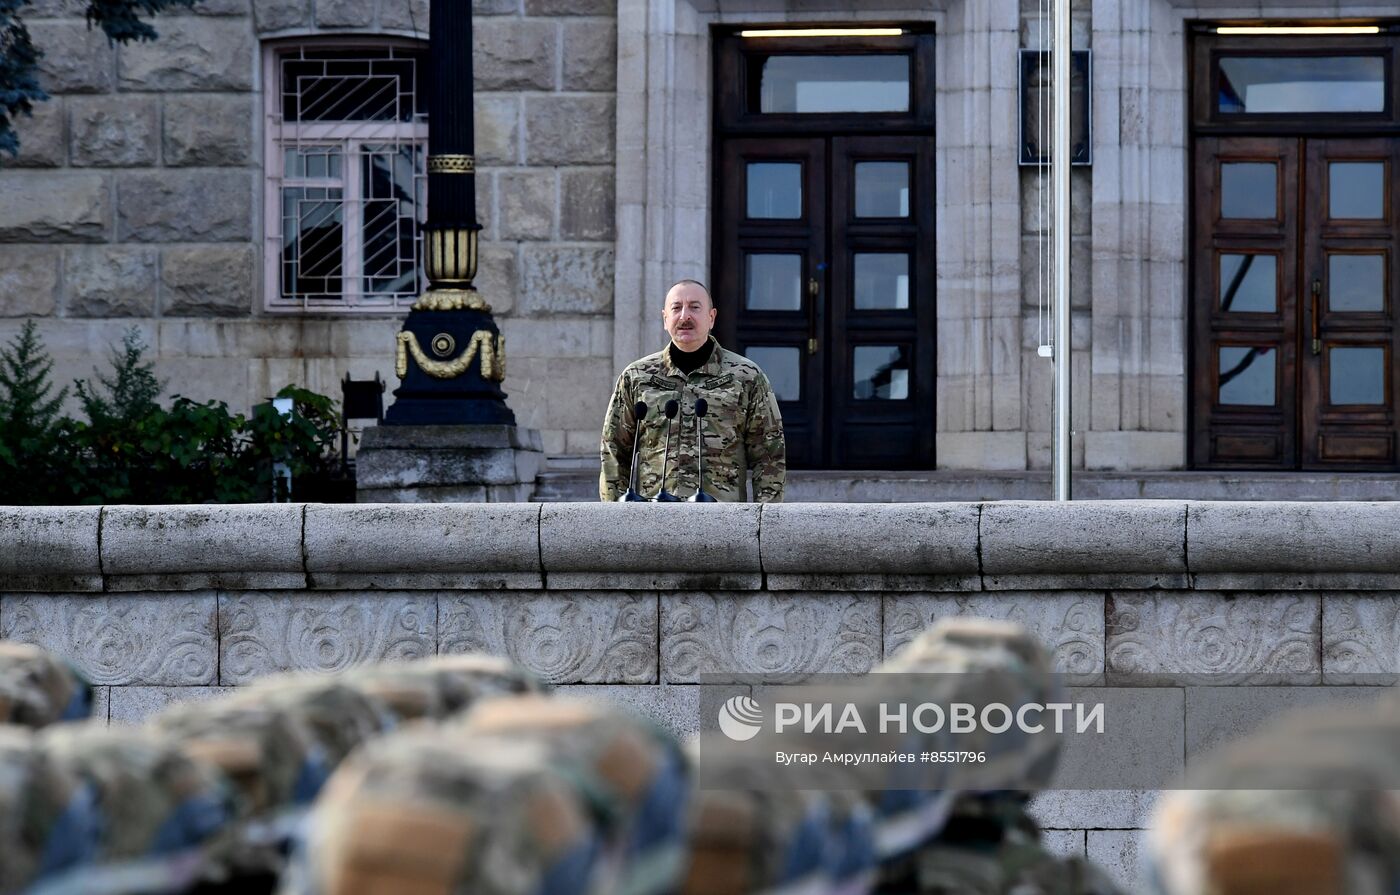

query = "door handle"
[[1310, 279, 1322, 356], [807, 276, 819, 355]]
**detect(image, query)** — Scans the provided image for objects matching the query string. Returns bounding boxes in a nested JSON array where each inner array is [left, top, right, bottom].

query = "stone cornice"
[[4, 500, 1400, 593]]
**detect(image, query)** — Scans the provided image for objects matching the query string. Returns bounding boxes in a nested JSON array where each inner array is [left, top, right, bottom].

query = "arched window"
[[262, 42, 428, 311]]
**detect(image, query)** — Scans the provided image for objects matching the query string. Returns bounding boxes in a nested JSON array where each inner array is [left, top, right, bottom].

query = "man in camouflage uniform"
[[600, 279, 786, 502]]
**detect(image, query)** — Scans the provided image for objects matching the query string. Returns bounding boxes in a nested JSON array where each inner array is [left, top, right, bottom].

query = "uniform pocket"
[[694, 376, 744, 449]]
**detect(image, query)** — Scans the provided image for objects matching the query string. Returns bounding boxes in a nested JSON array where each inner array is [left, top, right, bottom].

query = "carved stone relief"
[[219, 592, 435, 684], [1107, 592, 1320, 684], [885, 592, 1105, 681], [661, 592, 881, 683], [1, 593, 217, 686], [440, 592, 657, 684]]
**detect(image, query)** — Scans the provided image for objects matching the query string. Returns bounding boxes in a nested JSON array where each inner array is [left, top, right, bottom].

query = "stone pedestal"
[[355, 424, 544, 503]]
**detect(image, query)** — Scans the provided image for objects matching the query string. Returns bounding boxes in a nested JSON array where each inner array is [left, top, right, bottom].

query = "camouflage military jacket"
[[600, 337, 786, 502]]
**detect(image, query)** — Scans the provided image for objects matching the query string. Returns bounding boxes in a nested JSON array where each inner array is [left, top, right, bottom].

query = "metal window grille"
[[263, 44, 429, 312]]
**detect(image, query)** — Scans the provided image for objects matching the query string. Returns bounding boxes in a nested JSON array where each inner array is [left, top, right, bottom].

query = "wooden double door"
[[1193, 136, 1400, 469], [715, 136, 936, 469]]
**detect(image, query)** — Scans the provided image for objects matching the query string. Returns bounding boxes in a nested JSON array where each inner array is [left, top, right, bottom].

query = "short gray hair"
[[667, 278, 713, 307]]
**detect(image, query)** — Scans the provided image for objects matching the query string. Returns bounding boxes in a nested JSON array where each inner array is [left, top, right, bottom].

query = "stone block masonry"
[[5, 499, 1400, 892]]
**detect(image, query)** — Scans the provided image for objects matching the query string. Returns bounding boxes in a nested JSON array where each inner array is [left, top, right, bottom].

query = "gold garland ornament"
[[397, 330, 506, 382]]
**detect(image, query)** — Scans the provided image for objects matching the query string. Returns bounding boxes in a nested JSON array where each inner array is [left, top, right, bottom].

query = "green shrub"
[[0, 323, 345, 505]]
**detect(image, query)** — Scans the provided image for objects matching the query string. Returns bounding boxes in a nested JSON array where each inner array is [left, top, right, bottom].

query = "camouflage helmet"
[[35, 722, 235, 892], [0, 642, 92, 728], [679, 745, 841, 895], [880, 617, 1054, 682], [342, 653, 543, 723], [286, 730, 605, 895], [152, 697, 330, 818], [230, 674, 395, 768], [870, 618, 1063, 852], [0, 725, 100, 894], [1149, 701, 1400, 895], [454, 694, 690, 893]]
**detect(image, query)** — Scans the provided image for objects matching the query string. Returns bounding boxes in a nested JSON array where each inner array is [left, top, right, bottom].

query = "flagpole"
[[1052, 0, 1072, 501]]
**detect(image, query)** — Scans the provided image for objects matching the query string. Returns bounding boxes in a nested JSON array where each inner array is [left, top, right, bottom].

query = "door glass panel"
[[1217, 56, 1386, 114], [745, 254, 803, 311], [853, 345, 910, 400], [1219, 253, 1276, 313], [854, 253, 910, 310], [746, 162, 802, 219], [1329, 254, 1386, 312], [1329, 162, 1385, 219], [1218, 346, 1275, 406], [1221, 163, 1277, 219], [744, 346, 801, 401], [855, 162, 910, 217], [755, 55, 910, 114], [1330, 346, 1386, 405]]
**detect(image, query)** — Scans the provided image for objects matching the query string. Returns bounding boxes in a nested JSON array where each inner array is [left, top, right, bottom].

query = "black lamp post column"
[[384, 0, 515, 426]]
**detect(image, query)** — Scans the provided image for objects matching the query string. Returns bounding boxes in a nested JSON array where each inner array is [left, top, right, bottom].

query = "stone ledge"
[[760, 503, 980, 588], [981, 500, 1187, 591], [100, 504, 304, 592], [8, 500, 1400, 594], [1188, 502, 1400, 586], [304, 503, 542, 590], [0, 506, 102, 591], [539, 503, 762, 590]]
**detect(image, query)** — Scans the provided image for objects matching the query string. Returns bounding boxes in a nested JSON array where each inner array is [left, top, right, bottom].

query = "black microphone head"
[[664, 399, 679, 419], [694, 397, 708, 417], [633, 401, 648, 419]]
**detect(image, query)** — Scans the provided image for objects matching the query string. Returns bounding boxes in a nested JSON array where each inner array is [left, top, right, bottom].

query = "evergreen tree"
[[75, 326, 161, 424], [1, 0, 196, 157], [0, 320, 69, 501]]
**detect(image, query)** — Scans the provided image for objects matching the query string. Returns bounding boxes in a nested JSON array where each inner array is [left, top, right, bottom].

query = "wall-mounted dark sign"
[[1019, 49, 1092, 166]]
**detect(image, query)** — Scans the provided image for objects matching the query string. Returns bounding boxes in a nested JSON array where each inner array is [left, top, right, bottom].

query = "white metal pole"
[[1052, 0, 1072, 501]]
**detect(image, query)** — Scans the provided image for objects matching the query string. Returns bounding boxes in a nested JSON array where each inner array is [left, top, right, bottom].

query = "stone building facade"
[[2, 0, 1398, 473]]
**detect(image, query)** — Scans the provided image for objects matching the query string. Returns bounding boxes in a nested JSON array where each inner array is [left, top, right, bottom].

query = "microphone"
[[617, 401, 648, 501], [652, 399, 682, 502], [688, 397, 717, 502]]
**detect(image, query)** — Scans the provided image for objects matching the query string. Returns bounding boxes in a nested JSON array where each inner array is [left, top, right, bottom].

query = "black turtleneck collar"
[[669, 338, 715, 376]]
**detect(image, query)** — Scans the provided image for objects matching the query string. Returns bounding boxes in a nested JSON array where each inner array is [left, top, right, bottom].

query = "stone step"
[[534, 466, 1400, 502]]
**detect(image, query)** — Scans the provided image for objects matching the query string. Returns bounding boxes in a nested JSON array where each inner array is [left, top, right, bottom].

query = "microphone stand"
[[652, 399, 682, 501], [617, 400, 648, 501], [688, 397, 717, 502]]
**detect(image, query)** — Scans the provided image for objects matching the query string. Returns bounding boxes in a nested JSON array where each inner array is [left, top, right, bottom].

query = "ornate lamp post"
[[384, 0, 513, 425], [359, 0, 542, 501]]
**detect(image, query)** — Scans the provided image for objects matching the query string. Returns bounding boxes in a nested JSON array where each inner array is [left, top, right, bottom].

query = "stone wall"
[[5, 499, 1400, 889], [0, 0, 619, 456]]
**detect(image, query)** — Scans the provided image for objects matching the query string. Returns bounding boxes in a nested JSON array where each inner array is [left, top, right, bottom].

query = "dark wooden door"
[[827, 136, 936, 467], [1192, 136, 1301, 468], [1192, 135, 1400, 469], [716, 136, 936, 469], [717, 137, 827, 469], [1300, 138, 1400, 467]]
